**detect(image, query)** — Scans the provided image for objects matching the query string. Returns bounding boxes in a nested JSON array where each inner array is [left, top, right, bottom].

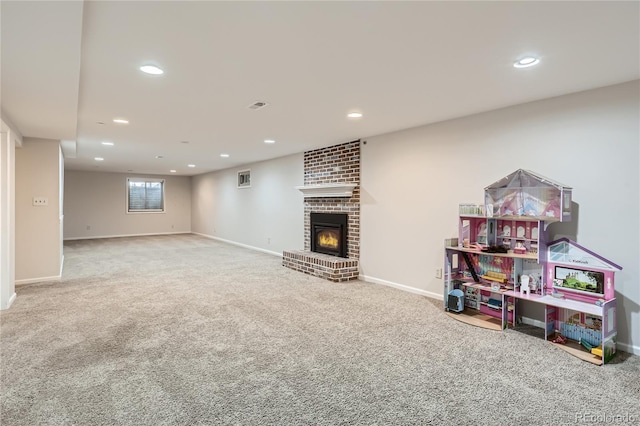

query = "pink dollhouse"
[[445, 169, 622, 365]]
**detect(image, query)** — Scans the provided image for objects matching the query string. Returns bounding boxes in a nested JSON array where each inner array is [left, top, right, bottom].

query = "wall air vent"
[[247, 101, 269, 110]]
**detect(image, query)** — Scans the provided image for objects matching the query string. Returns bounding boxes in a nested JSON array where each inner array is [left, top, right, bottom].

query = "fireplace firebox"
[[310, 212, 348, 258]]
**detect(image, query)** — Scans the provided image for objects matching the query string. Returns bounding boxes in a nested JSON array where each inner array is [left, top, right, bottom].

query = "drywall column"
[[15, 138, 62, 283], [0, 120, 20, 309], [59, 146, 64, 270]]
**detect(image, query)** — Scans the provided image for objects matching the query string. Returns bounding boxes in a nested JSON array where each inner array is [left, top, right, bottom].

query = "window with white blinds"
[[127, 178, 165, 213]]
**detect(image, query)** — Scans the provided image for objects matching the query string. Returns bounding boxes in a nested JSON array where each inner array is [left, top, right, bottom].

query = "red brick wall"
[[303, 140, 360, 259]]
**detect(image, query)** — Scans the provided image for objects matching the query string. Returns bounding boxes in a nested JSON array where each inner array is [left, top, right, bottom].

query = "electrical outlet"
[[86, 225, 91, 231], [32, 197, 48, 206], [267, 237, 271, 245], [435, 268, 443, 279]]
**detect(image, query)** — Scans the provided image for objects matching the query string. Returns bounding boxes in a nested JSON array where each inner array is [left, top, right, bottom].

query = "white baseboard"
[[64, 231, 190, 241], [192, 232, 282, 257], [520, 316, 546, 329], [359, 274, 443, 300], [617, 341, 640, 357], [15, 275, 61, 285], [1, 292, 16, 310]]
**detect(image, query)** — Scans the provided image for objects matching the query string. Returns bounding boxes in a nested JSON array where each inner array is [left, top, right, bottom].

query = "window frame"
[[126, 177, 166, 214]]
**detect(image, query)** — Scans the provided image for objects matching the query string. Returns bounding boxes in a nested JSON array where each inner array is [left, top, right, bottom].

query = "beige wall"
[[360, 81, 639, 354], [15, 138, 62, 282], [191, 153, 304, 255], [64, 171, 191, 239]]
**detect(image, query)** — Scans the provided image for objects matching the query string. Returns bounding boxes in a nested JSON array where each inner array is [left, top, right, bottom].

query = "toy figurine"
[[520, 275, 530, 296], [499, 192, 519, 216]]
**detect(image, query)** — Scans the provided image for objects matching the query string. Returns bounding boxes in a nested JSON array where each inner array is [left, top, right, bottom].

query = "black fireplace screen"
[[310, 212, 348, 258]]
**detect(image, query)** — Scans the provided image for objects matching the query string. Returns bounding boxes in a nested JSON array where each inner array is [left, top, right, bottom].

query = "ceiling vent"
[[247, 101, 269, 110]]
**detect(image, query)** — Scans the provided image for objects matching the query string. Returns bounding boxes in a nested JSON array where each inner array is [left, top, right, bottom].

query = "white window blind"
[[127, 178, 165, 213]]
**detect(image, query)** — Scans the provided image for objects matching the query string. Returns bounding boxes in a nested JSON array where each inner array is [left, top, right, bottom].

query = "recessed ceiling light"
[[170, 170, 177, 173], [101, 141, 114, 146], [220, 154, 230, 158], [94, 157, 104, 161], [97, 121, 105, 125], [347, 112, 363, 118], [140, 64, 164, 75], [514, 56, 540, 68], [180, 140, 190, 144], [264, 139, 275, 144], [155, 155, 164, 159], [188, 164, 196, 168], [113, 118, 129, 124]]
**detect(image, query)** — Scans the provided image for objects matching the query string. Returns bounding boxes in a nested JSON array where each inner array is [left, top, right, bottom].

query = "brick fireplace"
[[282, 140, 360, 282]]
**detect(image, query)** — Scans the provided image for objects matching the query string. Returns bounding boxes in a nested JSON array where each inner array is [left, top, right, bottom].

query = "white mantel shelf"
[[295, 183, 357, 198]]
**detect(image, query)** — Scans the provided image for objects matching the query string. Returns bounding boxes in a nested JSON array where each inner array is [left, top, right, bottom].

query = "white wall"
[[15, 138, 63, 283], [360, 80, 640, 354], [191, 153, 304, 255], [64, 171, 191, 239], [0, 118, 22, 308]]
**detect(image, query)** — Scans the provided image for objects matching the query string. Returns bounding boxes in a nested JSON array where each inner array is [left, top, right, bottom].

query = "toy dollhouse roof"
[[547, 238, 622, 271], [484, 169, 572, 191]]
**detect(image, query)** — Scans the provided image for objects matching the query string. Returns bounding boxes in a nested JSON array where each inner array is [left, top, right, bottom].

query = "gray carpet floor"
[[1, 234, 639, 425]]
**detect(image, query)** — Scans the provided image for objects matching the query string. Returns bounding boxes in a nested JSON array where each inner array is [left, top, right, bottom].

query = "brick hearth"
[[282, 250, 358, 282]]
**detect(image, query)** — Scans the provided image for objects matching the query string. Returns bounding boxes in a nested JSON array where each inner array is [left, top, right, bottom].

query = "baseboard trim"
[[520, 316, 545, 329], [15, 275, 61, 285], [192, 232, 282, 257], [617, 341, 640, 357], [1, 292, 17, 310], [359, 274, 443, 300], [64, 231, 190, 241]]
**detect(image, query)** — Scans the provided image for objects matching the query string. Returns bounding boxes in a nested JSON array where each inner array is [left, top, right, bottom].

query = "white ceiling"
[[2, 1, 639, 176]]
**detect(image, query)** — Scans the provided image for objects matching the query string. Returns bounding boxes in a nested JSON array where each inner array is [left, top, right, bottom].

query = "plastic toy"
[[552, 335, 567, 344], [580, 338, 595, 351], [520, 275, 530, 296], [513, 241, 526, 254], [447, 289, 465, 313]]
